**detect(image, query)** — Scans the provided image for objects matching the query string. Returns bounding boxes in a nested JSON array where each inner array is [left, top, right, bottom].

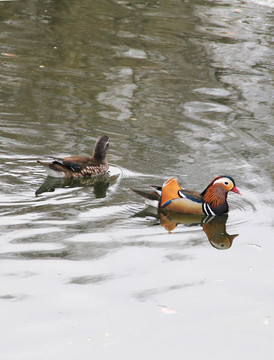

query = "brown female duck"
[[38, 135, 109, 178]]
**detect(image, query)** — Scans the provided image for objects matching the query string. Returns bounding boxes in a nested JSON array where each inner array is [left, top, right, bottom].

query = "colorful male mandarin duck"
[[131, 176, 241, 216], [38, 135, 109, 178]]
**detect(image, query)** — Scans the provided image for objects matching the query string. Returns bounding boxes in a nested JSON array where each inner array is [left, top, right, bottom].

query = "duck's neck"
[[93, 146, 107, 163], [202, 187, 228, 215], [93, 151, 107, 163]]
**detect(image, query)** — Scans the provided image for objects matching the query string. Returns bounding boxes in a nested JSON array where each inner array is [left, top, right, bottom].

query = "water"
[[0, 0, 273, 359]]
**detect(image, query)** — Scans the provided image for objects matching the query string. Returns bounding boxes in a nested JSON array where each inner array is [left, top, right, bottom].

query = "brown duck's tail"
[[130, 188, 161, 202], [37, 160, 71, 177], [37, 160, 63, 171], [37, 160, 52, 167], [37, 160, 50, 167]]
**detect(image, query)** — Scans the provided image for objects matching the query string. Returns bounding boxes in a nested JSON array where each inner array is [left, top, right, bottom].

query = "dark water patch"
[[69, 274, 113, 285], [134, 280, 205, 302], [0, 294, 28, 302]]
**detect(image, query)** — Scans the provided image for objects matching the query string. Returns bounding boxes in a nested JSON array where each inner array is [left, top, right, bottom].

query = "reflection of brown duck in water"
[[35, 173, 114, 198], [131, 176, 241, 216], [37, 135, 109, 178], [159, 212, 238, 250]]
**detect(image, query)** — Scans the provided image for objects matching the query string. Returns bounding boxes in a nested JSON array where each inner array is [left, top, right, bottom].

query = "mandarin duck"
[[131, 176, 241, 216], [37, 135, 109, 178]]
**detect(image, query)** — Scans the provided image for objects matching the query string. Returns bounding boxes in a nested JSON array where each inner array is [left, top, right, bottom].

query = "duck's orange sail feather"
[[160, 178, 182, 207]]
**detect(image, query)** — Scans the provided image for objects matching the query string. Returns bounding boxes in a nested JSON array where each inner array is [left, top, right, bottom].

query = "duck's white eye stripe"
[[214, 177, 231, 186]]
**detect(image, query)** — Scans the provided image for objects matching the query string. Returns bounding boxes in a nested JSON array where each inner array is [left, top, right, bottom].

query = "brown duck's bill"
[[231, 186, 241, 195]]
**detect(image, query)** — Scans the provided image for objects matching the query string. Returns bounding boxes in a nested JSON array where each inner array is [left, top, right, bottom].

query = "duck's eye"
[[224, 181, 229, 185]]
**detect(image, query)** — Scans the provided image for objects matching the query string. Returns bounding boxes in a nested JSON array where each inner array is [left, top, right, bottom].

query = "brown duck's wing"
[[62, 156, 100, 169], [48, 156, 108, 175]]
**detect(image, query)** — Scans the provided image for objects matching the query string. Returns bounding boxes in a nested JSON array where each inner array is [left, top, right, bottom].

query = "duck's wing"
[[159, 179, 204, 215], [38, 156, 108, 176], [177, 189, 203, 203]]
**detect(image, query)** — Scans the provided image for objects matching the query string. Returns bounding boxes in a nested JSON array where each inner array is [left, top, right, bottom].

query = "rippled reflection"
[[35, 164, 121, 197], [35, 174, 111, 198], [136, 208, 238, 250]]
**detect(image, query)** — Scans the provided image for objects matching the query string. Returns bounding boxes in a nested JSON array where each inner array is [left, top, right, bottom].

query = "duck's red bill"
[[231, 186, 241, 195]]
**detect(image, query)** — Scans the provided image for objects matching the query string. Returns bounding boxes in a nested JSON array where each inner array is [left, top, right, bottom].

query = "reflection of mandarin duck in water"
[[159, 212, 238, 249], [131, 176, 241, 216], [37, 135, 109, 178], [201, 215, 238, 250]]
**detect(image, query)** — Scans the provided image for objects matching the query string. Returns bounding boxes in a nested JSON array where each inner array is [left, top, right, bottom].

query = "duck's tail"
[[130, 187, 161, 208], [37, 160, 67, 178], [130, 187, 160, 201]]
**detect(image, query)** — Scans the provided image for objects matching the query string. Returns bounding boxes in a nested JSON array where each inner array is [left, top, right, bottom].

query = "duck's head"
[[201, 176, 241, 215], [211, 176, 240, 194], [202, 175, 241, 196]]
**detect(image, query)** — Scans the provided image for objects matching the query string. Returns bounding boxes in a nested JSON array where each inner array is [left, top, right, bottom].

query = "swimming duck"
[[131, 176, 241, 216], [37, 135, 109, 178]]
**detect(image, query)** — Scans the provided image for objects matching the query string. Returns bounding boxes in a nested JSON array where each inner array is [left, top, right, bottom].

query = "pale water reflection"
[[0, 0, 273, 359]]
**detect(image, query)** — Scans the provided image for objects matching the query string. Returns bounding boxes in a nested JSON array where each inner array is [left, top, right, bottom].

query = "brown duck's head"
[[93, 135, 110, 160]]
